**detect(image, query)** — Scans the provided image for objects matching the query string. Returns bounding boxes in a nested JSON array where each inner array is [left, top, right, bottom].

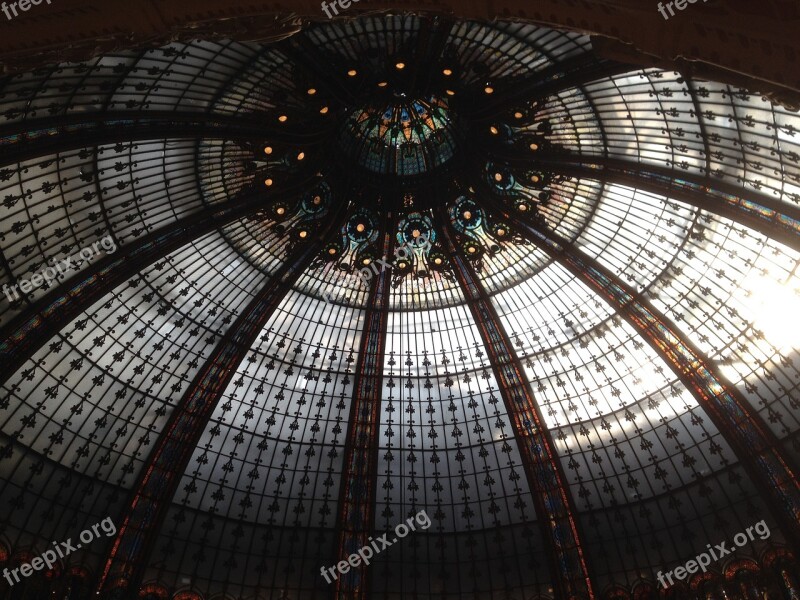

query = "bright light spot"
[[738, 277, 800, 351]]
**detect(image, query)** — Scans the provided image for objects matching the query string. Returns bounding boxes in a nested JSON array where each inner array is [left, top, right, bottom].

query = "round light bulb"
[[356, 223, 366, 233], [264, 178, 273, 187]]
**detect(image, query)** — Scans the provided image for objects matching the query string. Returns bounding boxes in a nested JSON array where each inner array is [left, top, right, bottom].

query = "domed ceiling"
[[0, 13, 800, 600]]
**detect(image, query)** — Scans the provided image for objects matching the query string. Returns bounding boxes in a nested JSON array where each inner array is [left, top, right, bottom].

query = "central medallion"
[[339, 95, 459, 177]]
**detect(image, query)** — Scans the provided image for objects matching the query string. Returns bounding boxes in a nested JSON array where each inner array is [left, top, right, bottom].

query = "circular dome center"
[[339, 95, 459, 176]]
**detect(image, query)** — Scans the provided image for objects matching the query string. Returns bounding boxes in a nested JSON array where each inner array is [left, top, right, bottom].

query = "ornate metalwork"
[[334, 226, 393, 600], [496, 208, 800, 552], [96, 203, 344, 597], [440, 214, 596, 600], [0, 179, 321, 385]]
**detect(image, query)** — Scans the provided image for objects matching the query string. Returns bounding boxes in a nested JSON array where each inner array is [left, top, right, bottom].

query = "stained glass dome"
[[0, 10, 799, 600], [341, 95, 458, 176]]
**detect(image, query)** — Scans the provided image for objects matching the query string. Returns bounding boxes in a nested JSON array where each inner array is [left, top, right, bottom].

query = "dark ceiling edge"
[[590, 35, 800, 112], [0, 0, 798, 110]]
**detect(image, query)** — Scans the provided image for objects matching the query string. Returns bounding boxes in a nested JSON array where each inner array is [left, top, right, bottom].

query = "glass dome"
[[0, 13, 799, 600], [340, 95, 459, 176]]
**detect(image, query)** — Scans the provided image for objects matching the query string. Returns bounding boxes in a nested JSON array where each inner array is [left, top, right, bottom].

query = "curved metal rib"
[[95, 202, 347, 597], [438, 213, 597, 600], [491, 204, 800, 555]]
